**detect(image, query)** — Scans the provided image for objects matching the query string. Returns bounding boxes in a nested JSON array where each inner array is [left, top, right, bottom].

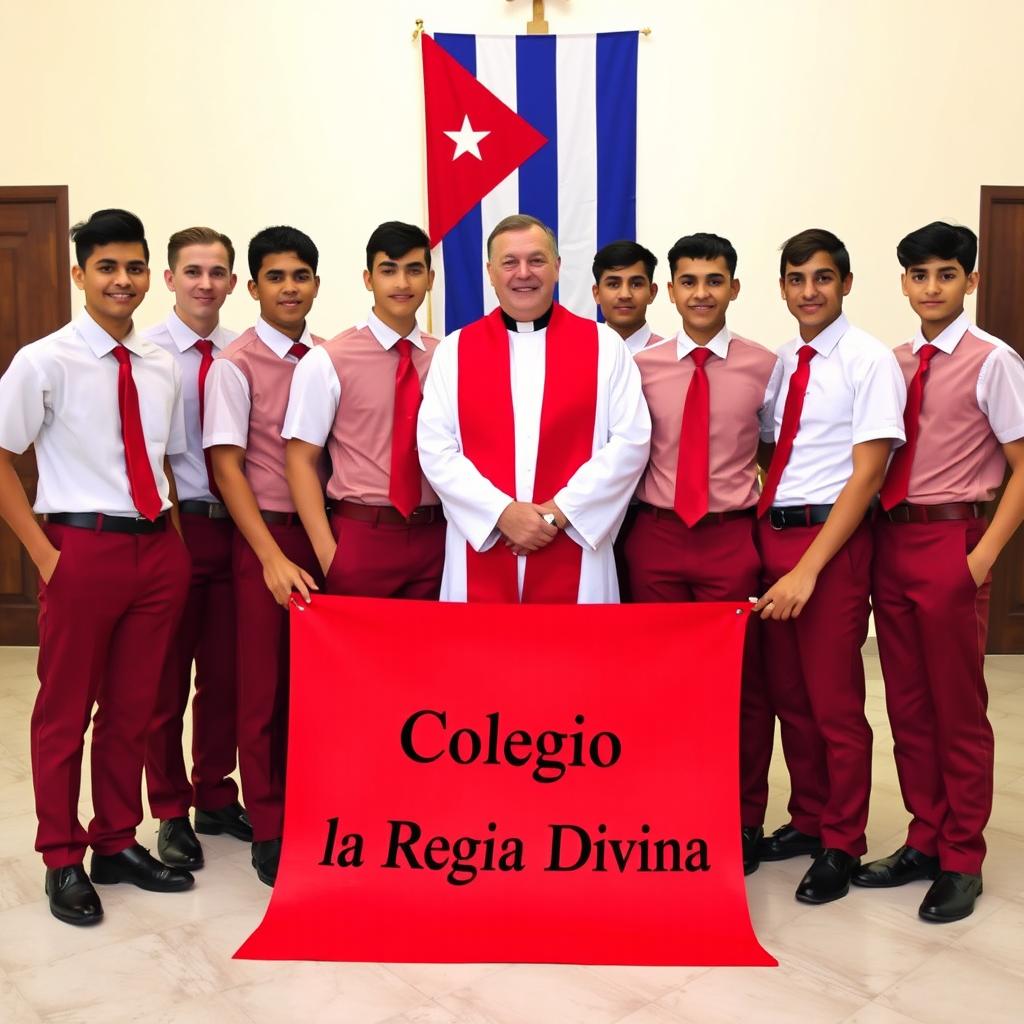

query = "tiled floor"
[[1, 644, 1022, 1023]]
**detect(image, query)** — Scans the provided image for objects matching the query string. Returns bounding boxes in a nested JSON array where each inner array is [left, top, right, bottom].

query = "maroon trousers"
[[624, 509, 774, 829], [872, 517, 993, 874], [145, 513, 238, 819], [234, 521, 322, 842], [325, 513, 445, 599], [32, 524, 190, 868], [757, 518, 873, 857]]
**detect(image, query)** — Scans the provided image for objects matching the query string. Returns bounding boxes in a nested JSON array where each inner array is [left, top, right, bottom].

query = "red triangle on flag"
[[422, 34, 547, 247]]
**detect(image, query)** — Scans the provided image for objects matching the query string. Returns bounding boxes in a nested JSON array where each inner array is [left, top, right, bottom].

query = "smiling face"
[[901, 257, 978, 340], [780, 250, 853, 341], [486, 226, 560, 323], [71, 241, 151, 339], [165, 242, 236, 333], [667, 256, 739, 344], [592, 261, 658, 339], [247, 250, 319, 339], [363, 247, 434, 334]]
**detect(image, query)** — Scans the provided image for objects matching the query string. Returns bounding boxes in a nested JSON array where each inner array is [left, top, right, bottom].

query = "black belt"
[[881, 502, 985, 524], [44, 512, 168, 534], [179, 500, 230, 520], [259, 510, 303, 526], [637, 502, 755, 527], [767, 504, 834, 529]]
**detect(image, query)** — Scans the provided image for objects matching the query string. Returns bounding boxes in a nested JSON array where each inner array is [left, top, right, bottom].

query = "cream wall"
[[3, 0, 1022, 346]]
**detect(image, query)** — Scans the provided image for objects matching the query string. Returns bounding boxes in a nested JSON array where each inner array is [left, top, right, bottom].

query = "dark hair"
[[592, 240, 657, 284], [69, 209, 148, 267], [780, 228, 850, 279], [365, 221, 432, 272], [168, 226, 235, 271], [248, 225, 318, 280], [667, 232, 737, 278], [896, 221, 977, 274]]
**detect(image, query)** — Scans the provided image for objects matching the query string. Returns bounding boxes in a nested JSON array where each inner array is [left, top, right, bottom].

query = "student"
[[203, 226, 325, 887], [853, 222, 1024, 922], [284, 222, 445, 597], [0, 209, 194, 925], [627, 233, 780, 874], [143, 227, 251, 872], [591, 240, 662, 354], [753, 228, 906, 904]]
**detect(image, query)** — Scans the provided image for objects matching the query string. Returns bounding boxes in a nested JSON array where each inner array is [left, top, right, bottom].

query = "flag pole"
[[414, 19, 433, 334]]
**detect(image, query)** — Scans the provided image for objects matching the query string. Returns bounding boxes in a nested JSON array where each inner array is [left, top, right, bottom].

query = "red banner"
[[236, 596, 775, 966]]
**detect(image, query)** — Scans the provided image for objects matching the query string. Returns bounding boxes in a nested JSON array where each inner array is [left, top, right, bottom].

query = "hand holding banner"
[[236, 596, 775, 967]]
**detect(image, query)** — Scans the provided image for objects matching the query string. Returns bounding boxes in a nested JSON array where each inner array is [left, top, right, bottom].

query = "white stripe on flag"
[[556, 35, 598, 318], [476, 35, 520, 315]]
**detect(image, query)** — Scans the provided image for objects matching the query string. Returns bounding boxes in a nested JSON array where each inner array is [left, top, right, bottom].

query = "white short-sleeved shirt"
[[0, 311, 186, 516], [203, 316, 313, 450], [143, 309, 237, 501], [772, 313, 907, 506]]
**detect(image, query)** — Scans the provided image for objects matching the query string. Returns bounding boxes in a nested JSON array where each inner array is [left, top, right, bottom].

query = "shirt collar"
[[255, 316, 313, 358], [674, 324, 732, 362], [802, 312, 849, 358], [366, 309, 425, 351], [166, 308, 229, 353], [501, 305, 553, 334], [622, 323, 652, 355], [912, 311, 970, 355], [75, 310, 147, 359]]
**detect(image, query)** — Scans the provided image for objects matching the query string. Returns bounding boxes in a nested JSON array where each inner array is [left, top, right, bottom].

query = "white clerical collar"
[[501, 305, 553, 333], [912, 311, 970, 355], [365, 309, 425, 351]]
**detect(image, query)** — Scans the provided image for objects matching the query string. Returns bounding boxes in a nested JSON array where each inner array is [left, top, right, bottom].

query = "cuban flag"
[[422, 32, 640, 336]]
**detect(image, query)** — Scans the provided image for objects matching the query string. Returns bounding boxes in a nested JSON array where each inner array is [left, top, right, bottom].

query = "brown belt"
[[333, 500, 444, 526], [882, 502, 985, 524], [637, 502, 755, 526]]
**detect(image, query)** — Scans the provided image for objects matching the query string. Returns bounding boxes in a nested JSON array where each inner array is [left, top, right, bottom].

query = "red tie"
[[674, 347, 712, 526], [389, 338, 422, 518], [880, 343, 939, 510], [287, 343, 308, 361], [757, 344, 817, 516], [193, 339, 220, 499], [111, 345, 163, 521]]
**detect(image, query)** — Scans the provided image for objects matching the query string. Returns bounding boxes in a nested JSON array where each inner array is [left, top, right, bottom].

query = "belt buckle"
[[769, 509, 784, 531]]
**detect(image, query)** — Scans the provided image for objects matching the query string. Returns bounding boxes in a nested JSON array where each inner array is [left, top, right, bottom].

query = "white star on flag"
[[443, 114, 490, 161]]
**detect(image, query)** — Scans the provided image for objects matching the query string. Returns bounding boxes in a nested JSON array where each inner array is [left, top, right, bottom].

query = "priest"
[[418, 214, 651, 603]]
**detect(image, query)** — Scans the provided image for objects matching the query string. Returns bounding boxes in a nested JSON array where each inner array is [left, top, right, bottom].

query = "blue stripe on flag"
[[515, 36, 558, 237], [435, 33, 484, 333], [595, 32, 638, 248]]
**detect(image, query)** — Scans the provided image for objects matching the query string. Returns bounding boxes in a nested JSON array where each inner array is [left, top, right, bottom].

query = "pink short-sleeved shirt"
[[898, 312, 1024, 503], [635, 326, 781, 512]]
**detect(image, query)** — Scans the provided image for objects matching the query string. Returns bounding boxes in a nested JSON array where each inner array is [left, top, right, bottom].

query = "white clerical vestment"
[[417, 317, 651, 603]]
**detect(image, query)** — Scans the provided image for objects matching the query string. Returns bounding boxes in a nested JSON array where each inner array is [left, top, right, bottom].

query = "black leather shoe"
[[45, 865, 103, 926], [90, 844, 194, 892], [742, 826, 763, 876], [759, 823, 822, 861], [852, 845, 940, 888], [919, 871, 982, 923], [157, 817, 204, 870], [795, 848, 860, 904], [195, 800, 253, 842], [252, 838, 281, 887]]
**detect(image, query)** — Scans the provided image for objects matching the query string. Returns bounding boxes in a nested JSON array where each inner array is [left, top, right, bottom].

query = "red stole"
[[457, 304, 599, 603]]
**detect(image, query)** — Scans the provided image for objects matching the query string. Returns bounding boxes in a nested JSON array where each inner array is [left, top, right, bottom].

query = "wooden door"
[[0, 186, 70, 645], [978, 185, 1024, 654]]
